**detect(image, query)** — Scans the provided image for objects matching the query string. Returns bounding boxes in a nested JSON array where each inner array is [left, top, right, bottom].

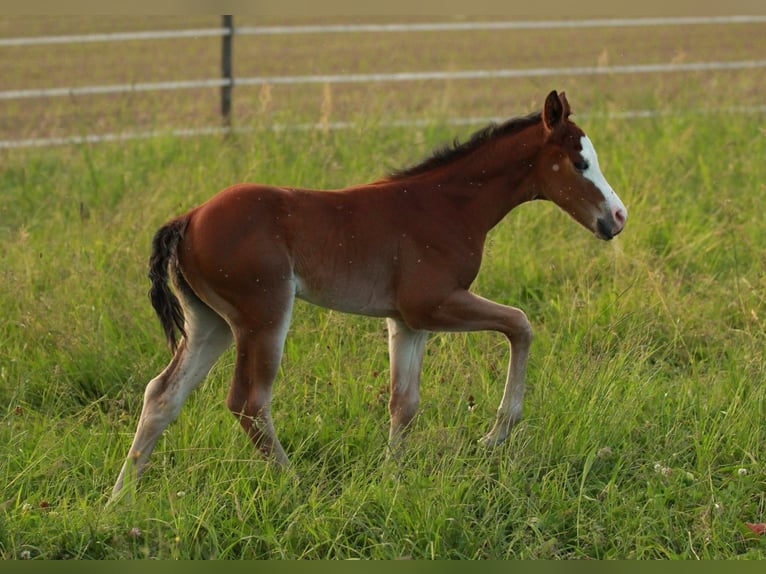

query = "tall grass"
[[1, 110, 765, 559]]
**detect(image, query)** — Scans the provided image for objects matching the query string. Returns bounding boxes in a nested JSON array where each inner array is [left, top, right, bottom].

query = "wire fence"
[[3, 15, 765, 47], [5, 104, 766, 150], [5, 60, 766, 102], [2, 15, 765, 149]]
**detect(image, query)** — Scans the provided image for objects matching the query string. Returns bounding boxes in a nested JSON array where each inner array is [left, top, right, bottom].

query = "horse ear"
[[542, 90, 564, 131], [559, 91, 572, 119]]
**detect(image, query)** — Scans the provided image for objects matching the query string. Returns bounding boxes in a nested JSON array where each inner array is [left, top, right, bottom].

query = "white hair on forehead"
[[579, 135, 600, 166], [578, 135, 626, 217]]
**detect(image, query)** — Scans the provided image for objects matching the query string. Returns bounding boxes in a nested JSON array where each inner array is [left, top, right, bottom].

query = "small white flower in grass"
[[653, 463, 672, 476], [738, 468, 748, 477], [176, 490, 186, 498], [597, 446, 613, 459], [129, 527, 142, 538], [20, 550, 31, 560]]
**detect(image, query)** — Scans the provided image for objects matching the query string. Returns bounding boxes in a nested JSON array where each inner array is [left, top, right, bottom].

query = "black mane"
[[389, 111, 542, 180]]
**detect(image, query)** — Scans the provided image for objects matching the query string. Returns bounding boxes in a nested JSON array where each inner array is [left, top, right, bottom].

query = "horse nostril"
[[614, 207, 627, 228]]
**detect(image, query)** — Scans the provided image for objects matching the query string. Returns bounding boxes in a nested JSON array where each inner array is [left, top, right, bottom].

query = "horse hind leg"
[[226, 288, 295, 467], [110, 292, 232, 501]]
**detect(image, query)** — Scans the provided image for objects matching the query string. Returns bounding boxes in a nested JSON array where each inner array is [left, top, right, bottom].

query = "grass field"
[[2, 16, 766, 560]]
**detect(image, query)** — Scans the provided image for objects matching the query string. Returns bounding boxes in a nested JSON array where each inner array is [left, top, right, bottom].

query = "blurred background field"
[[1, 15, 764, 143]]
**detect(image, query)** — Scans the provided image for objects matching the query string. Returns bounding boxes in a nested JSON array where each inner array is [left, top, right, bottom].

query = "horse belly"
[[294, 268, 397, 318]]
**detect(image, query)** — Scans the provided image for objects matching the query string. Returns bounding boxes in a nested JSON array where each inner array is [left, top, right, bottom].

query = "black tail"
[[148, 216, 189, 352]]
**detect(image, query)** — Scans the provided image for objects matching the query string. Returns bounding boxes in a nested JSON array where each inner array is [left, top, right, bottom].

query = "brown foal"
[[111, 90, 627, 499]]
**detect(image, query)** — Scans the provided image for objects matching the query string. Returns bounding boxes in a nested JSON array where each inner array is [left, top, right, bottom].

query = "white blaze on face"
[[579, 135, 627, 227]]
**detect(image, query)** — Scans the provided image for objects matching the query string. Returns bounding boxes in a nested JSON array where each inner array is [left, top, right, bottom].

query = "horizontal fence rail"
[[3, 60, 766, 101], [0, 27, 226, 47], [232, 15, 766, 35], [3, 105, 766, 150], [2, 15, 765, 47], [2, 15, 765, 149], [0, 79, 228, 100], [214, 59, 766, 85]]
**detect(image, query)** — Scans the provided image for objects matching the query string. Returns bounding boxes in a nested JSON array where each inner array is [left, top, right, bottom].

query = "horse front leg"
[[406, 290, 532, 448], [478, 319, 531, 447], [386, 317, 428, 456]]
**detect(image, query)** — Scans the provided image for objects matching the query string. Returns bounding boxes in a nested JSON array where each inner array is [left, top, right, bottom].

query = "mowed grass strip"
[[1, 104, 765, 558]]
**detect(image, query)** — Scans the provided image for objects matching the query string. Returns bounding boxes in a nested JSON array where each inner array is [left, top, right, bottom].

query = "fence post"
[[221, 15, 234, 128]]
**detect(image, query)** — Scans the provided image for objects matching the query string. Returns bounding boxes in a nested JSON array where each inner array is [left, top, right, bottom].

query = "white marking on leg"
[[386, 318, 427, 447], [111, 302, 232, 501]]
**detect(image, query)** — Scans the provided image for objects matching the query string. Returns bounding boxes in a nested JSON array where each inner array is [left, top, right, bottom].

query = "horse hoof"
[[478, 434, 503, 448]]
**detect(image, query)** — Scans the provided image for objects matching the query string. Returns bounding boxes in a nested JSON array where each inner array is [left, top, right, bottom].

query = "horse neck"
[[400, 123, 545, 233]]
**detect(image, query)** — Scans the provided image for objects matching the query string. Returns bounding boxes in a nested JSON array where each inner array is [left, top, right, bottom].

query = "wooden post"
[[221, 15, 234, 128]]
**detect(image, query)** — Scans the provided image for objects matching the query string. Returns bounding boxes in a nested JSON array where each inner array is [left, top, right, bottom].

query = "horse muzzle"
[[596, 214, 626, 240]]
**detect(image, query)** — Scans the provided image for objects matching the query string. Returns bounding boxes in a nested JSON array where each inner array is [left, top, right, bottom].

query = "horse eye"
[[573, 159, 589, 172]]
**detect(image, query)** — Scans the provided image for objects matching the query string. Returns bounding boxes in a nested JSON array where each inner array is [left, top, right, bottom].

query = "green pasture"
[[1, 107, 765, 559]]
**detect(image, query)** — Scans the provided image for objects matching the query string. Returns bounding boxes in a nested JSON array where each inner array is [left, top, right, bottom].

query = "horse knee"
[[508, 309, 533, 346]]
